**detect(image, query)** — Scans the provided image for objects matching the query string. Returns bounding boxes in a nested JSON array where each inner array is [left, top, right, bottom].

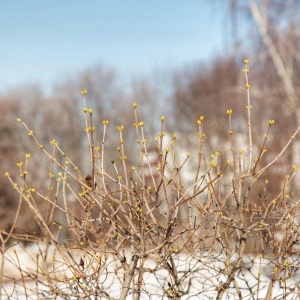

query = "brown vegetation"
[[1, 1, 300, 298]]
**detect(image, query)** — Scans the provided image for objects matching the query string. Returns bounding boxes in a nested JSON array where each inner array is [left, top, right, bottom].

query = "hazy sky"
[[0, 1, 229, 92]]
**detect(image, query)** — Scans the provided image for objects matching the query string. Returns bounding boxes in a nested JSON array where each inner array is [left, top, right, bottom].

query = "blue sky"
[[0, 1, 228, 92]]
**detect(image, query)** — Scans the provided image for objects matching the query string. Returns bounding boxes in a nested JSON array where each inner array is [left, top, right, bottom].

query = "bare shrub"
[[2, 60, 300, 299]]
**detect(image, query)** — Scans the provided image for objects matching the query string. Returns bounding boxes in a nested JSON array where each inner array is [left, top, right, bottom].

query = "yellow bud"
[[269, 119, 275, 125], [210, 161, 217, 167], [285, 260, 291, 267]]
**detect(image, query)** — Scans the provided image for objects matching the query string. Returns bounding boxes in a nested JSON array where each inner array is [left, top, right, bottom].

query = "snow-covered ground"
[[2, 243, 300, 299]]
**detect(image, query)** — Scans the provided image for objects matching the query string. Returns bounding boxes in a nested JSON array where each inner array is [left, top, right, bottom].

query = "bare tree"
[[222, 0, 300, 194]]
